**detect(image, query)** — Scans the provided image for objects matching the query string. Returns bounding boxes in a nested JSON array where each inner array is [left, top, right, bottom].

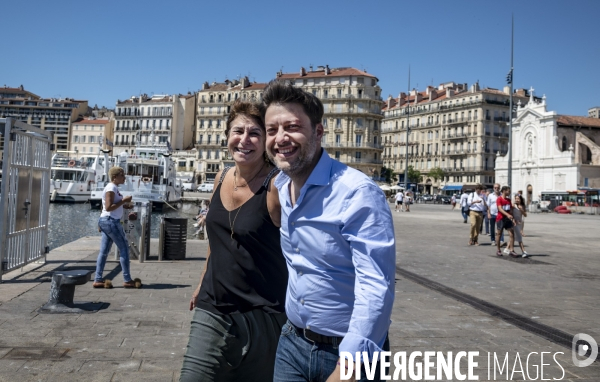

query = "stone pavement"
[[0, 205, 598, 381]]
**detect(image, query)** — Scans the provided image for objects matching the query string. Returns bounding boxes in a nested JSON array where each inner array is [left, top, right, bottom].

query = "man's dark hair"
[[261, 80, 324, 128], [501, 185, 511, 193], [475, 184, 484, 191]]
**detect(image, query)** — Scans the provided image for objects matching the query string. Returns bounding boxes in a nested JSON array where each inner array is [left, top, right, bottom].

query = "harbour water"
[[47, 202, 202, 250]]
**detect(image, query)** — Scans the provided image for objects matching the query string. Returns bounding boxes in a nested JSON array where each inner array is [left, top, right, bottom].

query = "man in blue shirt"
[[263, 80, 396, 382]]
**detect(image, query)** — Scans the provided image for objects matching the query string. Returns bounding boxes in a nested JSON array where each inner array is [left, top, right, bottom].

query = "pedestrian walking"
[[404, 192, 412, 212], [459, 190, 469, 223], [263, 80, 395, 382], [495, 186, 518, 257], [467, 184, 485, 245], [487, 183, 504, 246], [451, 194, 457, 210], [513, 194, 529, 257], [517, 190, 526, 237], [481, 190, 490, 235], [394, 190, 404, 212], [181, 100, 288, 382]]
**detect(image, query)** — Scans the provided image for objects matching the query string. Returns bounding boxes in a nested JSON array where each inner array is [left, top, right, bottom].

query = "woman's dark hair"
[[261, 80, 324, 128], [225, 100, 265, 138], [514, 194, 524, 207]]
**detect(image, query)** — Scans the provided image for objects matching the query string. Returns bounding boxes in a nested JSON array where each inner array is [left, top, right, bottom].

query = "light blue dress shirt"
[[274, 149, 396, 357]]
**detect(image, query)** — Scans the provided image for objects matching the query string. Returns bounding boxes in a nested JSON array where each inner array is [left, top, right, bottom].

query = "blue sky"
[[2, 0, 598, 115]]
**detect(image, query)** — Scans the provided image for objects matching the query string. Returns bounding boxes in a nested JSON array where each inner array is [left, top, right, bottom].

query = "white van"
[[198, 183, 214, 193]]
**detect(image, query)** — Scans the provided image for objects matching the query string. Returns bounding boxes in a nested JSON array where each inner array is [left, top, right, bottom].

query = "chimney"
[[446, 88, 455, 98], [300, 67, 306, 76], [429, 89, 437, 101], [387, 95, 392, 110], [503, 86, 510, 94], [202, 81, 209, 90], [325, 65, 330, 75]]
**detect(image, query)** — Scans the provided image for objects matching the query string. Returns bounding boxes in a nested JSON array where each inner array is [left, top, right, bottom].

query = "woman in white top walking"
[[93, 166, 138, 288]]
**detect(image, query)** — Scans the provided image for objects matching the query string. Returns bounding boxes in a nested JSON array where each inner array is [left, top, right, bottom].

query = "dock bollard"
[[158, 217, 164, 261]]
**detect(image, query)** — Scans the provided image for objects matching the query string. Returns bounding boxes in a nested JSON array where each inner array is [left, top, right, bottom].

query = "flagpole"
[[507, 14, 514, 189]]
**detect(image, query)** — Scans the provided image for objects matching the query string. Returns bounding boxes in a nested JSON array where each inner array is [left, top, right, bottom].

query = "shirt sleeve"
[[339, 182, 396, 358], [467, 193, 473, 207]]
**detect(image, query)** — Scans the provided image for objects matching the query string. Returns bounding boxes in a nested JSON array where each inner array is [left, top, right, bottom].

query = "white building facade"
[[495, 91, 600, 203]]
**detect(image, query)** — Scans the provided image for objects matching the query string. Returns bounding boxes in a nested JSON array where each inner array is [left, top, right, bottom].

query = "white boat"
[[50, 152, 106, 203], [89, 143, 182, 211]]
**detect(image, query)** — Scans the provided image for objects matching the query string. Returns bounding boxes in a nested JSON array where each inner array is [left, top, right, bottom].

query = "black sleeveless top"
[[196, 167, 288, 315]]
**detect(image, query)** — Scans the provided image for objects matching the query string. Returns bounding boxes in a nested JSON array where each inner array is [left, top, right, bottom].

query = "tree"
[[428, 167, 445, 182], [407, 166, 421, 183], [380, 166, 393, 183]]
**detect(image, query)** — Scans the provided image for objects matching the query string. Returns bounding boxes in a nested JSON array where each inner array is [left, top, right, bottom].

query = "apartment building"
[[70, 118, 114, 155], [112, 93, 196, 155], [0, 85, 88, 154], [276, 66, 384, 177], [381, 81, 531, 193], [588, 106, 600, 119], [196, 77, 267, 183]]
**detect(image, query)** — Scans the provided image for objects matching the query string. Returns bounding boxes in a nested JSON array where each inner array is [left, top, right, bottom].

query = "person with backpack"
[[459, 190, 469, 223], [467, 184, 485, 245]]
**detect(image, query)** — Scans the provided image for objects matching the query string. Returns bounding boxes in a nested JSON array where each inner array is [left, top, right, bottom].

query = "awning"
[[442, 184, 463, 191]]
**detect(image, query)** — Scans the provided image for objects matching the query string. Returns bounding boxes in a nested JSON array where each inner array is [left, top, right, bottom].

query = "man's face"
[[493, 184, 500, 194], [503, 188, 511, 197], [265, 103, 323, 177]]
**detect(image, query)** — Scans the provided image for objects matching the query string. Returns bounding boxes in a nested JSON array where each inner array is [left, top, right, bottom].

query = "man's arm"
[[339, 182, 396, 358]]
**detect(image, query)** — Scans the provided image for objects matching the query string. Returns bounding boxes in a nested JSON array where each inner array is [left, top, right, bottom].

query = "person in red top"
[[495, 186, 518, 257]]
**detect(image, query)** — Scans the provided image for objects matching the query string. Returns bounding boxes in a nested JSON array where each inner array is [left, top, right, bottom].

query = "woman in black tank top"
[[180, 101, 288, 382]]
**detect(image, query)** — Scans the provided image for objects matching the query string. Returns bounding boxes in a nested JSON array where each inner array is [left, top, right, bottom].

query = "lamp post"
[[507, 15, 514, 189], [404, 67, 411, 193]]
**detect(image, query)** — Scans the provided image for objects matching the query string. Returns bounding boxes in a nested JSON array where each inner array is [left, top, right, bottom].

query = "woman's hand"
[[123, 195, 133, 203], [189, 286, 201, 311]]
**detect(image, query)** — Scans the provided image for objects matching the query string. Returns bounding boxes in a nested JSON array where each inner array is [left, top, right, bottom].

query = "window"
[[207, 135, 212, 145], [562, 136, 568, 151], [335, 134, 341, 146], [355, 152, 361, 160], [355, 135, 362, 147], [323, 119, 328, 127], [335, 151, 340, 160], [336, 118, 342, 128]]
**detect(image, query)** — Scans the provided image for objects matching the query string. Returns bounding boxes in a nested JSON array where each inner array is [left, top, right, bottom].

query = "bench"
[[39, 270, 102, 313]]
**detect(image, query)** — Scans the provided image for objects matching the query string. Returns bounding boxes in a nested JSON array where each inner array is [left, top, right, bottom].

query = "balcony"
[[447, 150, 467, 156], [442, 132, 469, 140], [342, 158, 383, 164]]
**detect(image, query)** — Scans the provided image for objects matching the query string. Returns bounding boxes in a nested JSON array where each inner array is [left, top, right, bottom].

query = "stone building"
[[495, 92, 600, 203], [381, 82, 531, 194], [70, 118, 114, 155], [112, 93, 196, 155], [588, 106, 600, 119], [196, 77, 266, 183]]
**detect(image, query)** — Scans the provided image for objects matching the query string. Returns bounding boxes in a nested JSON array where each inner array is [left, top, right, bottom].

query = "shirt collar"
[[274, 148, 331, 189]]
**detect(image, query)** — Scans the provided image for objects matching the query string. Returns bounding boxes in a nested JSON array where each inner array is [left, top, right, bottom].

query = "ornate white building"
[[495, 90, 600, 203]]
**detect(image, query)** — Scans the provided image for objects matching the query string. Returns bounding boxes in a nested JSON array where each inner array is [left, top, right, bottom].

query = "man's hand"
[[189, 286, 201, 311], [326, 361, 355, 382]]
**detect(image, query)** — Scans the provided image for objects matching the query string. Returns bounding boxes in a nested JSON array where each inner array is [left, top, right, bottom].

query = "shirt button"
[[300, 299, 305, 305], [291, 222, 295, 226], [295, 248, 300, 253], [298, 271, 303, 276], [306, 325, 310, 330]]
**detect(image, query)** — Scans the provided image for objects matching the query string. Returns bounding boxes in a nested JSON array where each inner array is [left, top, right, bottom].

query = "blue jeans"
[[489, 214, 504, 243], [461, 206, 469, 221], [274, 320, 390, 382], [95, 216, 131, 282]]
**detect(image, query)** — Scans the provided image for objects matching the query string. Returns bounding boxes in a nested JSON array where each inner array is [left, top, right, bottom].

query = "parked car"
[[198, 183, 214, 193], [422, 195, 434, 202], [434, 195, 451, 204]]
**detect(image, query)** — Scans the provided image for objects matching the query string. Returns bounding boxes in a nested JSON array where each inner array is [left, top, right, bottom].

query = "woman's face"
[[228, 115, 265, 166], [113, 171, 125, 185], [515, 195, 522, 205]]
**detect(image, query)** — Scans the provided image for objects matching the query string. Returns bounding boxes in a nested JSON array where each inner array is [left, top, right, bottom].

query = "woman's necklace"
[[233, 163, 265, 191], [229, 164, 266, 239]]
